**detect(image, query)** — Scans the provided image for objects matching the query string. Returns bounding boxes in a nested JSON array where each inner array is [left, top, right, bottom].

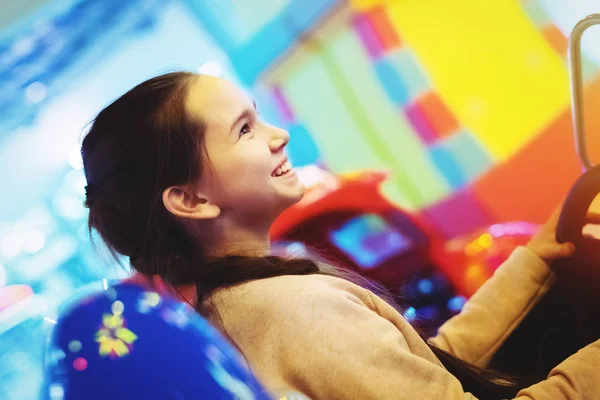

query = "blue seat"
[[43, 282, 273, 399]]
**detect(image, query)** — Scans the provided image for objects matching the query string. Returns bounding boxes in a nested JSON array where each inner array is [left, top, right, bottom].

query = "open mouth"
[[271, 159, 293, 177]]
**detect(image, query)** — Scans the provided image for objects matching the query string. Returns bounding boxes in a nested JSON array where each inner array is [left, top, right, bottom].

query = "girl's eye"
[[240, 123, 252, 137]]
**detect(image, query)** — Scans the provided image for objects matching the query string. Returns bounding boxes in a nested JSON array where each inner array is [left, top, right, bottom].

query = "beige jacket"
[[196, 247, 600, 399]]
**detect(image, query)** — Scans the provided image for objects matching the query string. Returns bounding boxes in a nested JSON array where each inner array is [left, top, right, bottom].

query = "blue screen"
[[329, 214, 414, 269]]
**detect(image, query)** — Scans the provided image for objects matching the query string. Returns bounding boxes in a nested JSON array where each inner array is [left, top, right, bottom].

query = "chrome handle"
[[569, 14, 600, 170]]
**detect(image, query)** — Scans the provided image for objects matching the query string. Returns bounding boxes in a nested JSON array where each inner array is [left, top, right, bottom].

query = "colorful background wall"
[[0, 0, 599, 398], [186, 0, 600, 237]]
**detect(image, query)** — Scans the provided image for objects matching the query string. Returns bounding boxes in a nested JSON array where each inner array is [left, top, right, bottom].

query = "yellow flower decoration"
[[95, 309, 137, 358]]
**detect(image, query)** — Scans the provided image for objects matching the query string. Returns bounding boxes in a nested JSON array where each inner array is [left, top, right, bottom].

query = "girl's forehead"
[[185, 75, 251, 121]]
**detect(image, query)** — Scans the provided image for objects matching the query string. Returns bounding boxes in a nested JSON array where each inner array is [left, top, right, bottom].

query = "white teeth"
[[273, 160, 293, 177]]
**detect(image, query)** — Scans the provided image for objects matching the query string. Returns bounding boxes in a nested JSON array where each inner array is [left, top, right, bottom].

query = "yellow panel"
[[386, 0, 570, 160], [348, 0, 388, 12]]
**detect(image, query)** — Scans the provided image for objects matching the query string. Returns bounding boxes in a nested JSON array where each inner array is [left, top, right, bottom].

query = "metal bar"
[[568, 14, 600, 170]]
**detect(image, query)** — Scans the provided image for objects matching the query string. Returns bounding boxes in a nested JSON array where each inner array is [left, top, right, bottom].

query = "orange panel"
[[542, 25, 568, 56], [473, 75, 600, 224], [417, 92, 460, 137], [585, 77, 600, 164], [366, 6, 402, 51]]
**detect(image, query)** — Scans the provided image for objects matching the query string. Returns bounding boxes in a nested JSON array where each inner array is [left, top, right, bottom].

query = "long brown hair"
[[82, 72, 521, 399]]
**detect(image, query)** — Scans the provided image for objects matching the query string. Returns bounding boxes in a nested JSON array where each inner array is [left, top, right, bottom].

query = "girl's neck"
[[198, 218, 272, 257]]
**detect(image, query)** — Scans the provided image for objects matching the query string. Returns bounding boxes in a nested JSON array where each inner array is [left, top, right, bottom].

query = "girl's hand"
[[526, 205, 576, 264]]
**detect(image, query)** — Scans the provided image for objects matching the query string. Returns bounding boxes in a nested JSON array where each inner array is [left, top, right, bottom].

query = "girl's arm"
[[514, 340, 600, 398], [428, 246, 554, 367], [220, 274, 599, 399], [368, 284, 600, 399], [430, 206, 575, 367]]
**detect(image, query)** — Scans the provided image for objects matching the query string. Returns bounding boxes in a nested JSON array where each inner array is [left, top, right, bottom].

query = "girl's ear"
[[162, 186, 220, 219]]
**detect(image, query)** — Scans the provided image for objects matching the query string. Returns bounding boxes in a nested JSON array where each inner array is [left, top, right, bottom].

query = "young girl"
[[81, 72, 600, 399]]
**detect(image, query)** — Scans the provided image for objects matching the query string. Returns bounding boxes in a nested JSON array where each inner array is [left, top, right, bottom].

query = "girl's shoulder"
[[205, 273, 378, 327], [218, 273, 371, 306]]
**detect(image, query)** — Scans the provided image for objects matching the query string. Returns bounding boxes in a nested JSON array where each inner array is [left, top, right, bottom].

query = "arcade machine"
[[433, 222, 538, 298], [271, 166, 472, 336], [270, 165, 547, 336]]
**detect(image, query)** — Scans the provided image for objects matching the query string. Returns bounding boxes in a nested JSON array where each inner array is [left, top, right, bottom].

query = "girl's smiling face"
[[185, 75, 305, 219]]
